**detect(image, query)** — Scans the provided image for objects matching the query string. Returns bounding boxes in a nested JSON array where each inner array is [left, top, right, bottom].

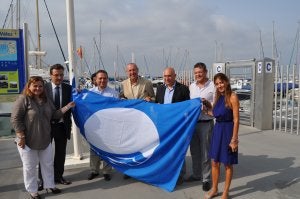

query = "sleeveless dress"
[[209, 95, 238, 165]]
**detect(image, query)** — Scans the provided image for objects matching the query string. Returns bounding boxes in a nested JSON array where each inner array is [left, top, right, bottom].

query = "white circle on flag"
[[84, 108, 160, 159]]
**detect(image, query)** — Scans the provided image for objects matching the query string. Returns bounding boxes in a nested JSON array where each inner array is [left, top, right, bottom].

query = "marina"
[[1, 1, 300, 198]]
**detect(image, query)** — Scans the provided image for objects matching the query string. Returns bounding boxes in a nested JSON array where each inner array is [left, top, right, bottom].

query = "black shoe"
[[87, 172, 99, 180], [103, 174, 111, 181], [29, 193, 41, 199], [37, 181, 43, 191], [176, 176, 184, 185], [185, 175, 201, 182], [123, 174, 131, 179], [55, 177, 71, 185], [202, 181, 211, 191], [46, 187, 62, 194]]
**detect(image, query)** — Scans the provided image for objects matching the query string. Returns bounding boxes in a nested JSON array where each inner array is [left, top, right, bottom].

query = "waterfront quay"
[[1, 125, 300, 199]]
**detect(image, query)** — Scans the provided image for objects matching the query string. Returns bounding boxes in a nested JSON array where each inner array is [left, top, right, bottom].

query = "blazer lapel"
[[46, 83, 54, 102], [171, 82, 179, 103]]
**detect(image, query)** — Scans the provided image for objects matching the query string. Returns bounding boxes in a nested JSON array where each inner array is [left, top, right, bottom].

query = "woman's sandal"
[[220, 193, 229, 199], [204, 191, 219, 199]]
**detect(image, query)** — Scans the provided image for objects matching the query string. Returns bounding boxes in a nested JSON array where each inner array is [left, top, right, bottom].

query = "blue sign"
[[0, 29, 25, 94]]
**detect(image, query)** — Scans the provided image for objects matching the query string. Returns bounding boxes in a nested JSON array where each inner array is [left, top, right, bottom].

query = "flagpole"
[[66, 0, 82, 160]]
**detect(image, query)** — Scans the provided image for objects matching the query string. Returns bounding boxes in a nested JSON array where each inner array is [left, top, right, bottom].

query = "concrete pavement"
[[1, 125, 300, 199]]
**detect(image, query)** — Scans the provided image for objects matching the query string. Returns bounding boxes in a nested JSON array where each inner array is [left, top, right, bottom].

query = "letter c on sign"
[[266, 62, 272, 73]]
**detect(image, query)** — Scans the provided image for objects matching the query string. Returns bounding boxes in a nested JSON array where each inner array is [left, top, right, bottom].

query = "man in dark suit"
[[39, 64, 72, 189], [155, 67, 190, 186]]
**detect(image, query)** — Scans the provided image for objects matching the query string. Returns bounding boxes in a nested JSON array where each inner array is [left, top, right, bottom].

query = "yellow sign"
[[0, 29, 19, 38], [0, 71, 19, 94]]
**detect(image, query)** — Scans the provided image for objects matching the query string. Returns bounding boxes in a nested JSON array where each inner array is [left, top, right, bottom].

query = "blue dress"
[[209, 95, 238, 165]]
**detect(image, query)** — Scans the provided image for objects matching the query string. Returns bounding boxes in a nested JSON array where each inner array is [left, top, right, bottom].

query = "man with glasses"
[[38, 64, 72, 190]]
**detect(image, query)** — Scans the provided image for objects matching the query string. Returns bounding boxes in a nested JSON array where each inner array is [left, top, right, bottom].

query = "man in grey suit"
[[39, 64, 72, 190], [155, 67, 190, 186]]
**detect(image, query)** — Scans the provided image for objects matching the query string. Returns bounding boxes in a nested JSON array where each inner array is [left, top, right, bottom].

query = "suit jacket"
[[121, 77, 155, 100], [45, 82, 72, 139], [155, 81, 190, 104]]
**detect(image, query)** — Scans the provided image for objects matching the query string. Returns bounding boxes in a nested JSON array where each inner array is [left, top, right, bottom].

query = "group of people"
[[11, 62, 239, 199], [80, 62, 239, 199]]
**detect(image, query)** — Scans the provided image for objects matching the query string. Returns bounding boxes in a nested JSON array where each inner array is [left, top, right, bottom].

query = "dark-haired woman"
[[11, 76, 75, 199], [205, 73, 239, 199]]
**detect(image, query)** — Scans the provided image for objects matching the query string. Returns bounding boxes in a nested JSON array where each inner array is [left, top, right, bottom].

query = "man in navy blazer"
[[155, 67, 190, 186], [39, 64, 72, 190], [47, 64, 72, 185]]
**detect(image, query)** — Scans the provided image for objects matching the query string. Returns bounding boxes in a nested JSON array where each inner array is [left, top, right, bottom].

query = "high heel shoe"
[[46, 187, 62, 194]]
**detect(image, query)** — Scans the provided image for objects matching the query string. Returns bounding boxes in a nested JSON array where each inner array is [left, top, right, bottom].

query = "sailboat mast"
[[16, 0, 20, 29], [35, 0, 41, 69], [131, 52, 135, 63], [259, 29, 265, 59]]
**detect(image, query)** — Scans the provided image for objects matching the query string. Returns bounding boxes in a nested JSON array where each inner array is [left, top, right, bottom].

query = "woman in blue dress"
[[205, 73, 239, 199]]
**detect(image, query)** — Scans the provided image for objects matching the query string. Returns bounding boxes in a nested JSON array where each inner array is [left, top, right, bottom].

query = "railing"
[[273, 64, 300, 135], [178, 66, 300, 135]]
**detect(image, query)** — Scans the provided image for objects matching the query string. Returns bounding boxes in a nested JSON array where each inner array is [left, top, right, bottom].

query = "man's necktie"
[[54, 86, 60, 110]]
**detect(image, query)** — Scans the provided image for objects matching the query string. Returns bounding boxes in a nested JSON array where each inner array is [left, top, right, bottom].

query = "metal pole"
[[66, 0, 82, 160], [23, 23, 29, 81]]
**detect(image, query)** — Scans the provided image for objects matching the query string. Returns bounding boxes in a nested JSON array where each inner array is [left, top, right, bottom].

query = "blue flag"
[[72, 90, 201, 192]]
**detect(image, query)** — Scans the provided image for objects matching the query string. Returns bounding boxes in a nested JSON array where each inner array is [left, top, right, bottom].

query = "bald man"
[[155, 67, 190, 186]]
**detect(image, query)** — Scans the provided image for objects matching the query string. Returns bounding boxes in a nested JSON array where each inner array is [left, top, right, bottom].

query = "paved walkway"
[[1, 125, 300, 199]]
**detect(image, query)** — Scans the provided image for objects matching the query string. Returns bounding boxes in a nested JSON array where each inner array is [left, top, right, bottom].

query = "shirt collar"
[[164, 81, 176, 90], [51, 82, 61, 89]]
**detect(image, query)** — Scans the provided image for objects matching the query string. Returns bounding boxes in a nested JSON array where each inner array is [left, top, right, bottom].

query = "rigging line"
[[173, 47, 180, 69], [288, 23, 300, 68], [93, 37, 106, 70], [116, 46, 127, 74], [178, 49, 187, 72], [28, 30, 37, 49], [2, 0, 15, 28], [83, 57, 92, 76], [93, 38, 100, 70], [43, 0, 69, 71], [144, 55, 150, 77]]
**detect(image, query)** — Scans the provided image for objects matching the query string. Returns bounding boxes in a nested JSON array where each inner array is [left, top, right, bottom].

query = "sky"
[[1, 0, 300, 77]]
